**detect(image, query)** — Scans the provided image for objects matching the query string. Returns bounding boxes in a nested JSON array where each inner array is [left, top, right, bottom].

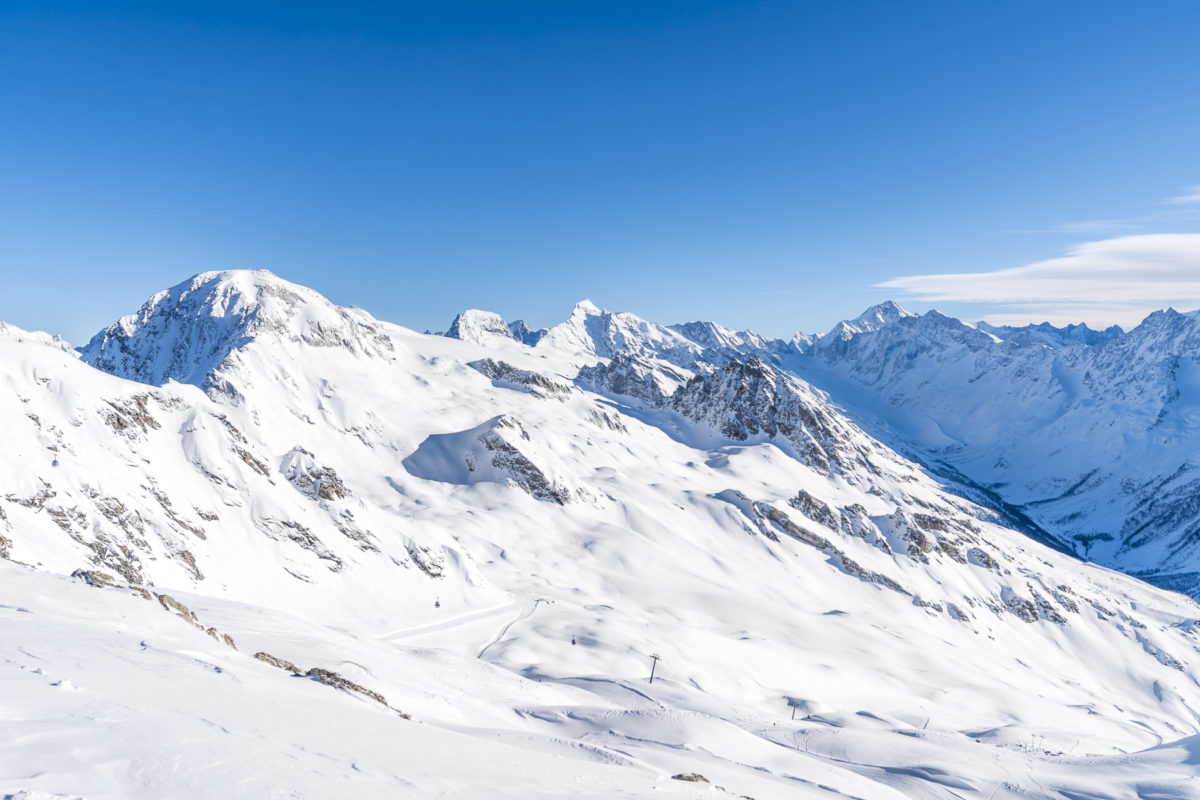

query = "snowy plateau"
[[5, 269, 1200, 798]]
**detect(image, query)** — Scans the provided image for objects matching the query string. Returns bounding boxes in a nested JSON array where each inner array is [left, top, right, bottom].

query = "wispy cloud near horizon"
[[1008, 184, 1200, 237], [878, 233, 1200, 329], [1164, 185, 1200, 205]]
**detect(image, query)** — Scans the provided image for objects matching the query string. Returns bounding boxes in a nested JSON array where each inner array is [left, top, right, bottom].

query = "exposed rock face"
[[304, 667, 395, 710], [407, 543, 445, 578], [789, 490, 838, 529], [260, 518, 344, 572], [103, 394, 161, 436], [576, 353, 693, 405], [256, 651, 302, 673], [469, 359, 573, 399], [479, 420, 570, 505], [671, 773, 709, 783], [583, 355, 894, 478], [506, 320, 545, 346], [70, 568, 120, 588], [668, 359, 871, 476], [755, 502, 829, 549], [281, 447, 348, 501], [1003, 589, 1040, 623]]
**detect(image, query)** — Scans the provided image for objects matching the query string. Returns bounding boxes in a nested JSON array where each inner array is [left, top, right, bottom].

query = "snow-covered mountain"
[[6, 270, 1200, 798], [794, 303, 1200, 598]]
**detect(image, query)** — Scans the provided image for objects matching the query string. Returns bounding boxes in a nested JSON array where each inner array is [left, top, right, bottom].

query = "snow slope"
[[4, 270, 1200, 797]]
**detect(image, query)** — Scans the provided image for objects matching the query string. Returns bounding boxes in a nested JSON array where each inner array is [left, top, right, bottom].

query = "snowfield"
[[4, 270, 1200, 798]]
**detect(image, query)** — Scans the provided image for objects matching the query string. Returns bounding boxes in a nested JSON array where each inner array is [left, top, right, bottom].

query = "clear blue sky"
[[4, 1, 1200, 342]]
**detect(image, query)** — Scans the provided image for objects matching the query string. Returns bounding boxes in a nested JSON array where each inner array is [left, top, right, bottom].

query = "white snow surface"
[[4, 270, 1200, 797]]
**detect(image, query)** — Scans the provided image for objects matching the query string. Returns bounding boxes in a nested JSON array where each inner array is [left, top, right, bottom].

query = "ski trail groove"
[[477, 598, 545, 659]]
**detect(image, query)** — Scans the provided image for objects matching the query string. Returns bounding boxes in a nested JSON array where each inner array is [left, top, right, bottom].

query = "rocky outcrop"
[[254, 652, 410, 717], [256, 651, 302, 673], [479, 422, 570, 505], [260, 518, 344, 572], [469, 359, 574, 399], [583, 356, 884, 478], [103, 394, 161, 436], [577, 353, 692, 405], [671, 773, 709, 783], [281, 447, 348, 501]]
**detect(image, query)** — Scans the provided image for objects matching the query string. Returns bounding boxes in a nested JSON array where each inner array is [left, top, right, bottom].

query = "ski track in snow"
[[380, 600, 519, 642], [477, 598, 546, 659]]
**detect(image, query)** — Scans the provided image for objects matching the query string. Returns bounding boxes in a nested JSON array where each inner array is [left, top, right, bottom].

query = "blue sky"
[[4, 1, 1200, 342]]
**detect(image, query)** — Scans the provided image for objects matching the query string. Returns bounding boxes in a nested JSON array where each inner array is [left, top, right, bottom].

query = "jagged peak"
[[850, 300, 916, 328], [572, 299, 602, 316], [442, 309, 546, 346], [538, 299, 697, 361], [818, 300, 917, 347], [80, 269, 392, 391], [445, 309, 518, 343]]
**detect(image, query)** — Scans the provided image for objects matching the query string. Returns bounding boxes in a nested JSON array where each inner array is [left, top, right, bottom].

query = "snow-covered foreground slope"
[[7, 553, 1200, 799], [4, 270, 1200, 797]]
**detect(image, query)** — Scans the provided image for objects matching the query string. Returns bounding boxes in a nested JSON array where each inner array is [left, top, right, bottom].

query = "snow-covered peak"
[[443, 309, 545, 346], [79, 269, 393, 389], [0, 321, 75, 352], [537, 299, 703, 363], [850, 300, 916, 330], [670, 320, 766, 353], [572, 298, 601, 316], [816, 300, 917, 349], [445, 309, 519, 344]]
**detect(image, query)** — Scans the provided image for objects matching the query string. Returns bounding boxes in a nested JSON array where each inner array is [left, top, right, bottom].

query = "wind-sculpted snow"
[[8, 271, 1200, 797], [403, 415, 572, 504]]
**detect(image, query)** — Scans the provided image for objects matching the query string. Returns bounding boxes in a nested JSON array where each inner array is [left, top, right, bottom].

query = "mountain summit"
[[80, 270, 392, 390]]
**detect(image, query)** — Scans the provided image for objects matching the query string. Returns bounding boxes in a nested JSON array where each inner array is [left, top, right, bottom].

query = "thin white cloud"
[[1048, 219, 1137, 234], [878, 233, 1200, 329], [1012, 184, 1200, 235], [1164, 184, 1200, 205]]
